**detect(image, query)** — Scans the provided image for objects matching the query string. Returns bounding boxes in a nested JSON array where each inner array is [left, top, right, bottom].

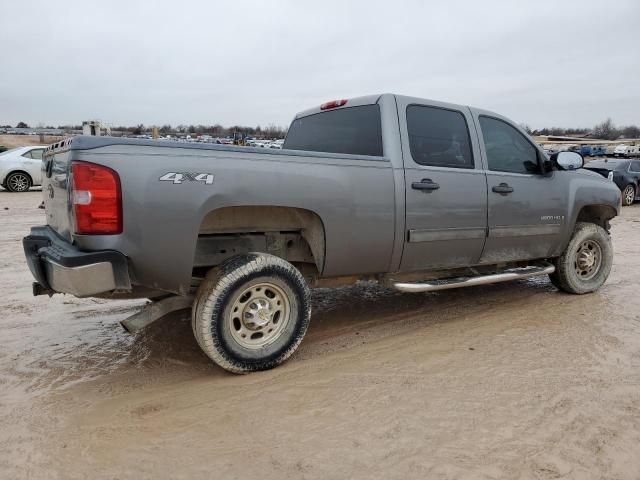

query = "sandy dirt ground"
[[1, 191, 640, 480], [0, 134, 64, 149]]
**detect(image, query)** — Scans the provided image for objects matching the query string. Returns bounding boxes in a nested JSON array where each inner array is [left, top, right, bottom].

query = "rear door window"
[[284, 105, 383, 157], [406, 105, 474, 169]]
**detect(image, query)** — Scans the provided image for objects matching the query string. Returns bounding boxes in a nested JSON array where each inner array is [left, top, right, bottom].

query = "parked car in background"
[[605, 145, 617, 155], [617, 145, 640, 157], [584, 158, 640, 206], [578, 145, 592, 157], [268, 139, 284, 149], [0, 146, 45, 192], [578, 145, 606, 157]]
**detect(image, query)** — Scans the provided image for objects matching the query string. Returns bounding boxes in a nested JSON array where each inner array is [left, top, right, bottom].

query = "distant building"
[[82, 120, 102, 136]]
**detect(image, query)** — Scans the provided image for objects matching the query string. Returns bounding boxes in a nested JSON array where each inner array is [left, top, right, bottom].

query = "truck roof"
[[293, 94, 384, 119], [48, 94, 507, 157], [293, 93, 503, 123]]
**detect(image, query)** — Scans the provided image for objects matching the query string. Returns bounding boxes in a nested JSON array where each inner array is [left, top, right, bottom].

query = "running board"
[[392, 263, 555, 293]]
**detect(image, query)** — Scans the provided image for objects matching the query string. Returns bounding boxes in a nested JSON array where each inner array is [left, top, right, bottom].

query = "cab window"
[[284, 105, 383, 157], [479, 116, 541, 174], [406, 105, 474, 169]]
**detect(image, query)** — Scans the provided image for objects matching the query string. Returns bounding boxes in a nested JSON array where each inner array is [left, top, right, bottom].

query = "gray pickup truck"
[[23, 94, 621, 373]]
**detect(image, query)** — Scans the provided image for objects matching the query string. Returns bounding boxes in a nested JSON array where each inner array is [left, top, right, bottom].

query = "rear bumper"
[[22, 226, 131, 297]]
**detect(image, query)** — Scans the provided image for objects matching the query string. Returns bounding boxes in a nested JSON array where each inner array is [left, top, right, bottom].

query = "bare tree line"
[[520, 118, 640, 140], [6, 118, 639, 141]]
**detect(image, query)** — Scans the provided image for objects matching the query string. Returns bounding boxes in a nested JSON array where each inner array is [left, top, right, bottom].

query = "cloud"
[[1, 0, 638, 128]]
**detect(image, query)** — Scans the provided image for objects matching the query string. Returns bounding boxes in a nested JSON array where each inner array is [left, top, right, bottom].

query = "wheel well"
[[195, 206, 326, 276], [6, 170, 33, 183], [576, 205, 617, 231]]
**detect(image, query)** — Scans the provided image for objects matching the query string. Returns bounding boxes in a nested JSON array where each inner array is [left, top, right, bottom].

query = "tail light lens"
[[71, 161, 122, 235]]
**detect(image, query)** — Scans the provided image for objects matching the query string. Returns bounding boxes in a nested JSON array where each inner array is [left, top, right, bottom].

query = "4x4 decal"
[[159, 172, 214, 185]]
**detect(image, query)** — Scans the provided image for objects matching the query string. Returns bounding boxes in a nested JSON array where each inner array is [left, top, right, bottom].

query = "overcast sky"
[[1, 0, 638, 129]]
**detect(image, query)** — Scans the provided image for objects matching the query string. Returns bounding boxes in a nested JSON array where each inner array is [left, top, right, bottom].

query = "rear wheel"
[[5, 172, 32, 192], [192, 253, 311, 374], [549, 222, 613, 294], [622, 184, 635, 206]]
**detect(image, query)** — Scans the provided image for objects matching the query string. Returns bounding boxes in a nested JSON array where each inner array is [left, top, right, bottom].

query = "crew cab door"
[[474, 113, 567, 263], [397, 99, 488, 271]]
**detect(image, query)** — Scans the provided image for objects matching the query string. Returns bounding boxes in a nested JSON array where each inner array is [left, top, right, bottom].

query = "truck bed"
[[41, 135, 398, 295]]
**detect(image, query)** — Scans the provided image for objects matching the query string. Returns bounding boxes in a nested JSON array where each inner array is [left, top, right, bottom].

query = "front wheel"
[[192, 253, 311, 374], [549, 222, 613, 294], [622, 184, 635, 206], [5, 172, 32, 192]]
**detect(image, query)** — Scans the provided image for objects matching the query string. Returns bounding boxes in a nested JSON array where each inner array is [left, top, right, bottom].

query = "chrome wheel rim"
[[228, 282, 291, 349], [8, 173, 29, 192], [574, 240, 602, 281], [624, 185, 634, 205]]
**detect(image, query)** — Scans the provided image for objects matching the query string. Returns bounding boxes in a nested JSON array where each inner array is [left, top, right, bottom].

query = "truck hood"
[[575, 168, 607, 178]]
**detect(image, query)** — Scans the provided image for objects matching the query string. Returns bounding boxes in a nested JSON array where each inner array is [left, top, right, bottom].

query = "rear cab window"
[[284, 105, 383, 157]]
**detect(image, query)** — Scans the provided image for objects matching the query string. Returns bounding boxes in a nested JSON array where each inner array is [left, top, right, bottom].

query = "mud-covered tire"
[[549, 222, 613, 294], [622, 184, 635, 206], [192, 253, 311, 374]]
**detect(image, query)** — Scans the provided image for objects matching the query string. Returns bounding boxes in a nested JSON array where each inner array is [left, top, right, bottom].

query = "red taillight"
[[71, 161, 122, 235], [320, 99, 347, 110]]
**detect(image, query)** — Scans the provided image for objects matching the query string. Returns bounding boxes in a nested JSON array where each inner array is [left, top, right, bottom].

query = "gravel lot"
[[1, 191, 640, 480]]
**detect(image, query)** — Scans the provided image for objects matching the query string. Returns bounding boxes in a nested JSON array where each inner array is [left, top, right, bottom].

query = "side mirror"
[[551, 151, 584, 171]]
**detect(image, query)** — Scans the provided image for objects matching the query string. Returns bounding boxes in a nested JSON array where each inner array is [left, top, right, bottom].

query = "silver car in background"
[[0, 146, 46, 192]]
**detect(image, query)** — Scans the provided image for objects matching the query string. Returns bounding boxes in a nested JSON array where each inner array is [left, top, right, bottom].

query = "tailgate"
[[42, 142, 73, 240]]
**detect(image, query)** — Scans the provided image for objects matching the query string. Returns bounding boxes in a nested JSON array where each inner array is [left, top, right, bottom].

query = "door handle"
[[412, 179, 440, 191], [492, 183, 514, 195]]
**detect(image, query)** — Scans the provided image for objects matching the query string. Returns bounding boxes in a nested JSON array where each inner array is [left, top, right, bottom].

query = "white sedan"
[[0, 146, 45, 192]]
